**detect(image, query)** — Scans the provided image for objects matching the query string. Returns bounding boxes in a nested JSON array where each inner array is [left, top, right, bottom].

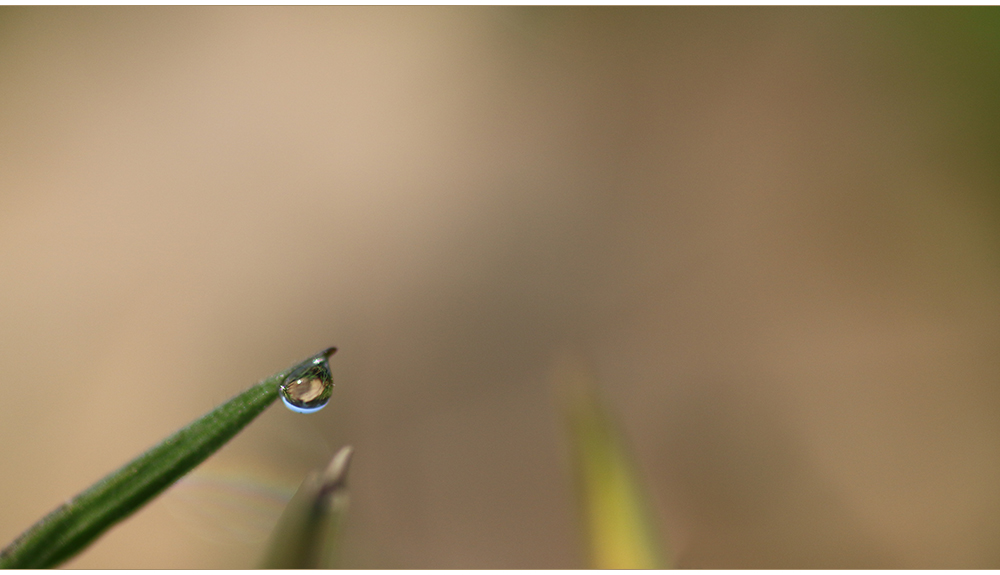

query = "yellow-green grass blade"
[[554, 355, 671, 569], [260, 445, 354, 569], [0, 348, 336, 569]]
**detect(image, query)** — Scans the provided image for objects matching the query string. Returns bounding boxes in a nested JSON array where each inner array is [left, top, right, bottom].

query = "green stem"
[[0, 349, 331, 569]]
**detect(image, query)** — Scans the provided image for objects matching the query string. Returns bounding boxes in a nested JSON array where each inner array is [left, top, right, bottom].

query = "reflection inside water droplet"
[[280, 349, 335, 414]]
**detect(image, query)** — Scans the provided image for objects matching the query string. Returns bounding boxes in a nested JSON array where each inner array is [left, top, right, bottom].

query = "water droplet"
[[280, 348, 336, 414]]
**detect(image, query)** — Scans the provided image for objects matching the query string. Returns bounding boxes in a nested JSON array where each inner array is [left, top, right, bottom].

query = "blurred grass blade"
[[0, 348, 336, 569], [260, 445, 354, 569], [553, 354, 671, 569]]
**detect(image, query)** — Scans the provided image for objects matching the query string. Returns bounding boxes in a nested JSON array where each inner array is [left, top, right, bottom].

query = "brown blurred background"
[[2, 6, 1000, 568]]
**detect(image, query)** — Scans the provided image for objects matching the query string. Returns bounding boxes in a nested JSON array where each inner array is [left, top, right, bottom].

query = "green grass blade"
[[259, 445, 354, 569], [553, 354, 672, 569], [0, 348, 336, 569]]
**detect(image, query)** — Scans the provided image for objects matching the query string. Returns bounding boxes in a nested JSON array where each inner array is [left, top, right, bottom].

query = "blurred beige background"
[[2, 6, 1000, 568]]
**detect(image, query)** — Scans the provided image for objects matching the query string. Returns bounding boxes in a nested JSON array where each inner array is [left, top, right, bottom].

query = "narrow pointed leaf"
[[554, 355, 671, 569], [260, 445, 354, 569], [0, 348, 336, 569]]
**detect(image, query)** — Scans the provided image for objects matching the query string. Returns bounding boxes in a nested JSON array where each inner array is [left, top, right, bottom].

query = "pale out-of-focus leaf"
[[553, 354, 671, 569], [259, 445, 354, 569]]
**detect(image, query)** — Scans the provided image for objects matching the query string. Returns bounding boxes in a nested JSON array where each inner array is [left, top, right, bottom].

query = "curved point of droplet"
[[322, 347, 337, 359]]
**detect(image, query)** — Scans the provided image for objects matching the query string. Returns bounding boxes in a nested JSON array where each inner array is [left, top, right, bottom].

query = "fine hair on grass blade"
[[0, 347, 337, 569], [552, 352, 672, 569], [259, 445, 354, 569]]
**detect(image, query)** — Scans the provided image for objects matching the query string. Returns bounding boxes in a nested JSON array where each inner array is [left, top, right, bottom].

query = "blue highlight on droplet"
[[280, 394, 329, 414]]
